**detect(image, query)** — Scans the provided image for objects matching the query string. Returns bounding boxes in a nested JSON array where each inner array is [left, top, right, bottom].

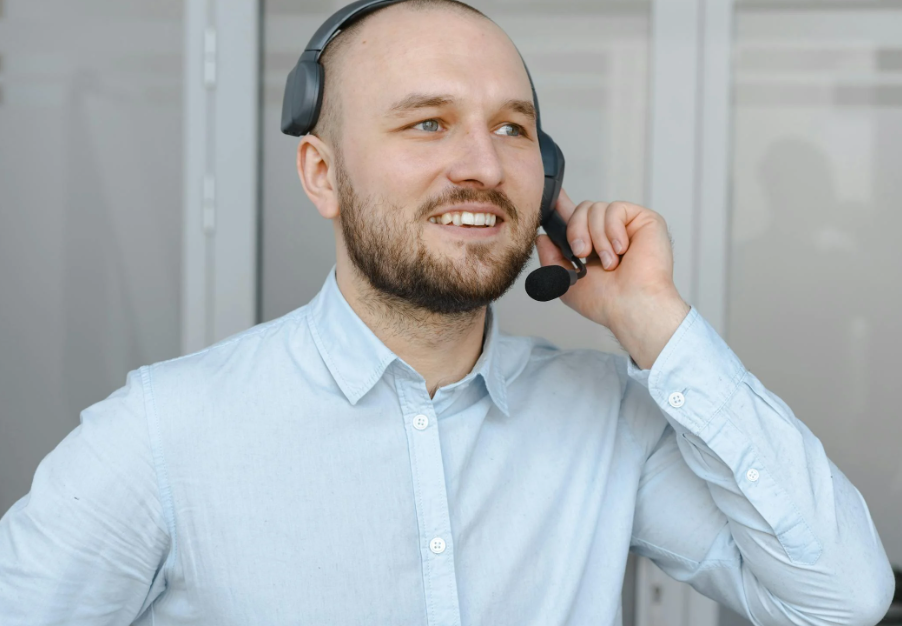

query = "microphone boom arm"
[[542, 210, 587, 280]]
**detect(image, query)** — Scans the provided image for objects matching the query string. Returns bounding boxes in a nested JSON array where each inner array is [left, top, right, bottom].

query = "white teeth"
[[432, 211, 500, 227]]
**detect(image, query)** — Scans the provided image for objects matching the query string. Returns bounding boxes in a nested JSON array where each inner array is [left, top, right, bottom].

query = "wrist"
[[610, 286, 690, 370]]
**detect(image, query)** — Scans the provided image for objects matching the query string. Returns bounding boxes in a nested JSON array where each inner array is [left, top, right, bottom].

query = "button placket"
[[394, 370, 461, 625]]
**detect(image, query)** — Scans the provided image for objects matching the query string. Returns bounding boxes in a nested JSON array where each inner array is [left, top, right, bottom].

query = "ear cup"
[[540, 175, 560, 225], [281, 56, 325, 136], [535, 128, 577, 263], [537, 130, 565, 224]]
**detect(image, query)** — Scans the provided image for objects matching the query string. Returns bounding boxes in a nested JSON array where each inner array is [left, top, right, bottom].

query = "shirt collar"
[[472, 304, 510, 416], [306, 268, 509, 416]]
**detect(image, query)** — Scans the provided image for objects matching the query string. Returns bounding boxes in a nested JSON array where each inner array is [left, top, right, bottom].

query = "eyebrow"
[[386, 93, 537, 121], [388, 93, 455, 115], [502, 98, 537, 121]]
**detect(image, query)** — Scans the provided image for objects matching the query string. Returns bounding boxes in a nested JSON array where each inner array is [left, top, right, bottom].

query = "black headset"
[[281, 0, 587, 301]]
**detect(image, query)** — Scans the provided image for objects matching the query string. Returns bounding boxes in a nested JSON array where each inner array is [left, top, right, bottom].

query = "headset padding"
[[281, 56, 324, 137]]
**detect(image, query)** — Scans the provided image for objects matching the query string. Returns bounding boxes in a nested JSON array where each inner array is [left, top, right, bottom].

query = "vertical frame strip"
[[182, 0, 208, 354], [211, 0, 259, 343], [647, 0, 701, 303], [695, 0, 735, 337], [183, 0, 259, 354]]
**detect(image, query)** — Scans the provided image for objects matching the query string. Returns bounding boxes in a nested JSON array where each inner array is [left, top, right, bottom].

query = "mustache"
[[416, 187, 520, 223]]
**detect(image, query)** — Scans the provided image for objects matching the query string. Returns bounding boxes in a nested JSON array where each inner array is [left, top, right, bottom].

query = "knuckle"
[[637, 204, 662, 220], [605, 201, 627, 219], [566, 215, 586, 235]]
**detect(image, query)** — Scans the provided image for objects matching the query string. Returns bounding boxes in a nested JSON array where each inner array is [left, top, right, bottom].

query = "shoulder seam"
[[153, 309, 309, 368]]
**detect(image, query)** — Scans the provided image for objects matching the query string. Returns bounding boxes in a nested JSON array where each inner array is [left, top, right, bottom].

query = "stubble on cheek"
[[336, 148, 542, 313]]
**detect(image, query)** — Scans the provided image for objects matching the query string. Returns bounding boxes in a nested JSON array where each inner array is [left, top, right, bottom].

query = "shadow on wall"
[[728, 137, 902, 626], [733, 137, 876, 443], [731, 135, 902, 556]]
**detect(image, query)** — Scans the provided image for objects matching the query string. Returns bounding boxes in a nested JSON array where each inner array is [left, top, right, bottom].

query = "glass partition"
[[723, 2, 902, 624], [0, 0, 184, 513]]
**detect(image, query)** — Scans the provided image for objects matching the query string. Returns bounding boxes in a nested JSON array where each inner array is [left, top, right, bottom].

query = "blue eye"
[[413, 119, 441, 132], [496, 123, 524, 137]]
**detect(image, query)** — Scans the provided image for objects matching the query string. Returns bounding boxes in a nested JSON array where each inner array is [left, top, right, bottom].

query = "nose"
[[446, 124, 504, 190]]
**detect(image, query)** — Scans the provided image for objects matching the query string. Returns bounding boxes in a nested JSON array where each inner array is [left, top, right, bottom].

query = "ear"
[[297, 134, 340, 220]]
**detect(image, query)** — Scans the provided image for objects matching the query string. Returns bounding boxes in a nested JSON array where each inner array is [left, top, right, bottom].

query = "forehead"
[[338, 5, 534, 115]]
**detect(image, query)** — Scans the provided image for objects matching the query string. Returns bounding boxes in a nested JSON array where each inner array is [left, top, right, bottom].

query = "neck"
[[335, 264, 488, 398]]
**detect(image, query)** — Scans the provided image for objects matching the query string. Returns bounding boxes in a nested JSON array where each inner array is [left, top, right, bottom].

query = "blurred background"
[[1, 0, 900, 624]]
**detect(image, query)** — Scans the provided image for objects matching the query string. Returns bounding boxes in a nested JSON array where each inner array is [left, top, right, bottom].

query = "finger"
[[587, 203, 619, 270], [553, 187, 578, 222], [605, 201, 632, 257], [565, 200, 601, 258], [535, 233, 571, 269]]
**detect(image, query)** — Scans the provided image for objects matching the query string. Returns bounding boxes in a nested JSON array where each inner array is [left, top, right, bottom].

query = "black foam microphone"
[[525, 265, 578, 302], [526, 210, 587, 302]]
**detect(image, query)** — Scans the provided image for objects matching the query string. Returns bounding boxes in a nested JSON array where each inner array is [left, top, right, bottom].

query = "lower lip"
[[426, 221, 504, 239]]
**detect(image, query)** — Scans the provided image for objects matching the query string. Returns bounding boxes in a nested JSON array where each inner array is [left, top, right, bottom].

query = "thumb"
[[535, 233, 571, 270]]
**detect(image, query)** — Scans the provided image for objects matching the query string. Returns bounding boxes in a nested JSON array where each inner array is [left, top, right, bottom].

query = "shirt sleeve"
[[623, 307, 895, 625], [0, 368, 171, 625]]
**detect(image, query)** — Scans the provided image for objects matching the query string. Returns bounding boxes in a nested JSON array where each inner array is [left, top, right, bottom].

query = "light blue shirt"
[[0, 269, 894, 625]]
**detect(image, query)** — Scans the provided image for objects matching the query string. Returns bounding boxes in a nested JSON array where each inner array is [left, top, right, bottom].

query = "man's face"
[[333, 6, 546, 314]]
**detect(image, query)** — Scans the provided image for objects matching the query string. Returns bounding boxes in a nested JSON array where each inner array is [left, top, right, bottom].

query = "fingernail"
[[612, 239, 623, 254], [571, 239, 585, 255], [601, 251, 614, 269]]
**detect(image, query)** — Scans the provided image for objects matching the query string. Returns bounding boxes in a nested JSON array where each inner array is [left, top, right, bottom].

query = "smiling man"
[[0, 1, 895, 625]]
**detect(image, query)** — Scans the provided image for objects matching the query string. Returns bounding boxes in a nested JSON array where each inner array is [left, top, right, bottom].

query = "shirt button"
[[668, 391, 685, 408], [746, 468, 760, 482], [413, 414, 429, 430], [429, 537, 446, 554]]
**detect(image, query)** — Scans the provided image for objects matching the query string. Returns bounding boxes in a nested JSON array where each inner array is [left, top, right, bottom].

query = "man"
[[0, 0, 894, 624]]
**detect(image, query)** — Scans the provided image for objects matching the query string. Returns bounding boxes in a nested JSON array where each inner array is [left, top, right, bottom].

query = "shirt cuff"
[[626, 306, 747, 436]]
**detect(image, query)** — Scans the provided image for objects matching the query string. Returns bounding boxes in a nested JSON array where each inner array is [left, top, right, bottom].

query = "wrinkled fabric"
[[0, 268, 893, 625]]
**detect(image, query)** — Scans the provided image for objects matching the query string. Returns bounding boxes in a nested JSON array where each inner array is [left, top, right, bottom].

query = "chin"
[[445, 252, 503, 275]]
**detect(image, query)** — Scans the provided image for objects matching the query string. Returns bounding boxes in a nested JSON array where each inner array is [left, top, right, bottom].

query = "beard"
[[336, 151, 540, 315]]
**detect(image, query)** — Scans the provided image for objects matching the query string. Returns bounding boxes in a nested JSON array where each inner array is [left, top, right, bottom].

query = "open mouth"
[[428, 211, 502, 228]]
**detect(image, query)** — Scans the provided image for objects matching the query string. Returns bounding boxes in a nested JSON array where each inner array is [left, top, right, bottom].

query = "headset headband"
[[306, 0, 400, 53], [283, 0, 549, 137]]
